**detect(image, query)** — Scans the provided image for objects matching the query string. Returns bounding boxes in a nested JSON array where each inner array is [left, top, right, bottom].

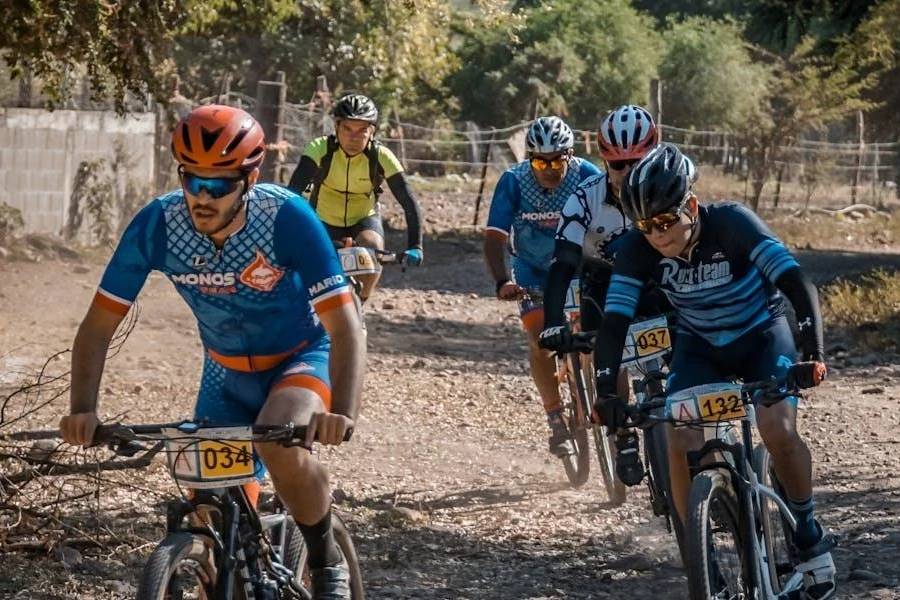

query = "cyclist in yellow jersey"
[[287, 94, 424, 303]]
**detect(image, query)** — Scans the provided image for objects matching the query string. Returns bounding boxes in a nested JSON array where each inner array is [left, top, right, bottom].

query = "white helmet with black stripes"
[[526, 116, 575, 154]]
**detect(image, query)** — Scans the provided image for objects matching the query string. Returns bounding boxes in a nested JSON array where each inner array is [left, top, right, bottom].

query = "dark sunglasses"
[[607, 159, 639, 171], [633, 201, 687, 234], [530, 155, 569, 171], [179, 167, 246, 199]]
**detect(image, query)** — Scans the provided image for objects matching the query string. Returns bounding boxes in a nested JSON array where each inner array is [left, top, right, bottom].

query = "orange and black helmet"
[[171, 105, 266, 171]]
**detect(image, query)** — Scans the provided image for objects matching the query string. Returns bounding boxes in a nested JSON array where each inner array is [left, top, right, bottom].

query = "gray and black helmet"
[[526, 116, 575, 154], [333, 94, 379, 124], [621, 143, 698, 222]]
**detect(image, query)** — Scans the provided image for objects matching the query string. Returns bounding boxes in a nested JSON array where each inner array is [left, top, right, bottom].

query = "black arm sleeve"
[[593, 311, 631, 396], [385, 173, 423, 249], [775, 266, 825, 360], [286, 156, 319, 196], [542, 241, 581, 328]]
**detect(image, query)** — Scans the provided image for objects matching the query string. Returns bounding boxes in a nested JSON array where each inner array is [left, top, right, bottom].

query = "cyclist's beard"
[[207, 194, 246, 236]]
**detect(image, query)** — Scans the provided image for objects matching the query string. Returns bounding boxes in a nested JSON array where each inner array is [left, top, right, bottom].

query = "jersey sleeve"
[[377, 145, 404, 179], [302, 136, 329, 167], [717, 203, 800, 283], [603, 231, 653, 320], [555, 184, 592, 249], [95, 200, 166, 315], [485, 171, 518, 239], [578, 159, 602, 180], [273, 196, 354, 315]]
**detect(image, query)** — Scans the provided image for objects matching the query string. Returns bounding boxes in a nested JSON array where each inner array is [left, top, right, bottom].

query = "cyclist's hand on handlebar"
[[59, 412, 101, 447], [538, 325, 572, 352], [305, 412, 355, 447], [401, 248, 423, 267], [496, 280, 524, 300], [787, 360, 827, 389], [594, 394, 628, 434]]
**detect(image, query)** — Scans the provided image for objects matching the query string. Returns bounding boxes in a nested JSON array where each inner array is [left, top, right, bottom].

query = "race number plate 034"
[[162, 426, 256, 489]]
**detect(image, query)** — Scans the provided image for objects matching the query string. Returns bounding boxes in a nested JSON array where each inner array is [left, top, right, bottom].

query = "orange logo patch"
[[240, 250, 284, 292]]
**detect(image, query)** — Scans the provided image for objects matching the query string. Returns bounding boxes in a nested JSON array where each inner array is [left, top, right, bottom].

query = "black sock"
[[298, 511, 342, 568]]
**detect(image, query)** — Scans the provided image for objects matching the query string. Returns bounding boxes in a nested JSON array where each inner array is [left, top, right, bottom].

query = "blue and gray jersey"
[[486, 157, 601, 271], [604, 202, 797, 346]]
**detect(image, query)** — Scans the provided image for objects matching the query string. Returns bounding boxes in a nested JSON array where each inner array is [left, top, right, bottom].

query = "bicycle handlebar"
[[91, 421, 354, 448]]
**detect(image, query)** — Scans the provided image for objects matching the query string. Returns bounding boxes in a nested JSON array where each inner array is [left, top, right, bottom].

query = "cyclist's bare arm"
[[385, 173, 424, 249], [286, 155, 318, 197], [62, 303, 127, 445], [483, 232, 510, 286], [317, 301, 366, 423]]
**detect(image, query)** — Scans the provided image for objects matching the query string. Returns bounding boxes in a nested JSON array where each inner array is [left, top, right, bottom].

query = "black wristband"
[[495, 279, 511, 295]]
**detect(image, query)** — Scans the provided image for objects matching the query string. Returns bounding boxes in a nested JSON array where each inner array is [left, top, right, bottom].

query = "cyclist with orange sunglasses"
[[590, 143, 836, 599], [484, 116, 601, 457], [538, 104, 665, 484]]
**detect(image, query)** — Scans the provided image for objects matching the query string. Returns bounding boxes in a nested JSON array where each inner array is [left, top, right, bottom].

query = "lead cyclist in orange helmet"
[[60, 104, 364, 599]]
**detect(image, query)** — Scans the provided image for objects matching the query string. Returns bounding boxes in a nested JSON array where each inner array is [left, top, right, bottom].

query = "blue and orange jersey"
[[486, 158, 601, 271], [94, 183, 353, 371]]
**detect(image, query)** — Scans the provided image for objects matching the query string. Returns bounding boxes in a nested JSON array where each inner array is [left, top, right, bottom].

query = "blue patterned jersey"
[[486, 158, 601, 270], [604, 202, 798, 346], [94, 183, 353, 371]]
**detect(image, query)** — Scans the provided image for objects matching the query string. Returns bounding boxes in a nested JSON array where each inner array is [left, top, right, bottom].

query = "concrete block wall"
[[0, 108, 157, 234]]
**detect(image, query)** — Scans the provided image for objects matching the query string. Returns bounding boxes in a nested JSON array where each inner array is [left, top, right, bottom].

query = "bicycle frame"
[[167, 484, 299, 600]]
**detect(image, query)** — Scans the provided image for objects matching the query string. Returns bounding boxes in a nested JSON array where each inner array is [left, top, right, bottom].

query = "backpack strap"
[[309, 134, 339, 209], [367, 138, 385, 199]]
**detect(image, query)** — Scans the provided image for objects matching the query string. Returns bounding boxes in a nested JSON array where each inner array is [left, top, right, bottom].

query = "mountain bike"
[[90, 420, 366, 600], [621, 375, 832, 600], [564, 313, 675, 510]]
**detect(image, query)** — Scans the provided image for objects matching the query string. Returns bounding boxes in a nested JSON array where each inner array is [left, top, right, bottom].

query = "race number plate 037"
[[162, 426, 256, 489], [621, 315, 671, 366], [563, 277, 581, 320]]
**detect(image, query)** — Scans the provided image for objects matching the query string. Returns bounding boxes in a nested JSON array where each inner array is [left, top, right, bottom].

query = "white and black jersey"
[[554, 173, 631, 269]]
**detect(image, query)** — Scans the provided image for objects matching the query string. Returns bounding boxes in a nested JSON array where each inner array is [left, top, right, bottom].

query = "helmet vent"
[[201, 127, 223, 152], [223, 129, 249, 157], [180, 125, 193, 153]]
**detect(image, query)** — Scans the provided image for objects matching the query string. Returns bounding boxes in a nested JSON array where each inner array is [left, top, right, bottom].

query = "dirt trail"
[[0, 225, 898, 599]]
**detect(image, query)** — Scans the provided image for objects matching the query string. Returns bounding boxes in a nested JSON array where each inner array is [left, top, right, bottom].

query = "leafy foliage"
[[659, 17, 768, 129], [0, 0, 182, 111]]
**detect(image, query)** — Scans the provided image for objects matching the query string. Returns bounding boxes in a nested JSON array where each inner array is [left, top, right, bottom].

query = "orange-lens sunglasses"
[[633, 200, 688, 234], [530, 155, 569, 171]]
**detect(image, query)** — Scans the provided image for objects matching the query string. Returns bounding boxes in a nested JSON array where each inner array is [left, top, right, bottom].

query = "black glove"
[[786, 361, 827, 390], [595, 394, 629, 434], [538, 325, 572, 352]]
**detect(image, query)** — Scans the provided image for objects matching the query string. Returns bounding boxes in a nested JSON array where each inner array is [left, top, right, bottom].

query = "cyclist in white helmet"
[[539, 105, 664, 483], [484, 116, 602, 457]]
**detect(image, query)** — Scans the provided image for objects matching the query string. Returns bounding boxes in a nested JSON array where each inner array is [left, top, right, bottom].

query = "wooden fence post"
[[473, 129, 496, 227], [852, 110, 864, 203], [255, 71, 286, 183], [392, 107, 408, 171], [649, 79, 663, 140]]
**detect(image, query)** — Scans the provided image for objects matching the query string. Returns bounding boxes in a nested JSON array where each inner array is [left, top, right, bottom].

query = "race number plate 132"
[[163, 426, 256, 489], [697, 385, 746, 422]]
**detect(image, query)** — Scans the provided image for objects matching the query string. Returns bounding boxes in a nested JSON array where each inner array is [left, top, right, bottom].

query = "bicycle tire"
[[574, 352, 625, 504], [685, 469, 750, 600], [285, 512, 366, 599], [136, 532, 217, 600], [560, 353, 591, 488], [754, 444, 797, 592]]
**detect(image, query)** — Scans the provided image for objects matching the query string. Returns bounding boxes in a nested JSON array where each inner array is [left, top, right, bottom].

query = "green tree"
[[659, 17, 768, 130], [449, 0, 660, 127], [1, 0, 182, 111]]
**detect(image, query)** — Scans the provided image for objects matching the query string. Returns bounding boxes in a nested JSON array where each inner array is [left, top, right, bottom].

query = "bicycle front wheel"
[[560, 353, 591, 487], [685, 470, 750, 600], [285, 511, 366, 599], [137, 532, 216, 600]]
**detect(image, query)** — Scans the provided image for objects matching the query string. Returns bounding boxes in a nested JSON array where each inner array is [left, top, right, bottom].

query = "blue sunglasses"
[[179, 168, 245, 199]]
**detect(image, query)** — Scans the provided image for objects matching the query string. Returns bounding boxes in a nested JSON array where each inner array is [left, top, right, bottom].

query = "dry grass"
[[822, 269, 900, 354]]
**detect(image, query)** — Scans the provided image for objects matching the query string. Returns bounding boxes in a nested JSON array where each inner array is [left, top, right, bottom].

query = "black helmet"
[[621, 143, 698, 222], [333, 94, 378, 124]]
